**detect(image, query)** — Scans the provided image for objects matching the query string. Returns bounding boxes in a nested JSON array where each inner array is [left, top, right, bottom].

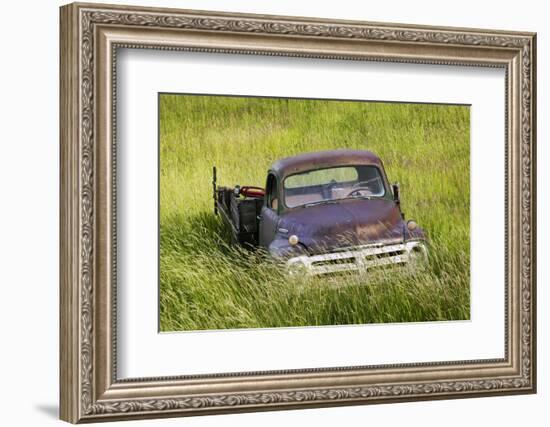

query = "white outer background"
[[0, 0, 546, 426], [117, 50, 505, 378]]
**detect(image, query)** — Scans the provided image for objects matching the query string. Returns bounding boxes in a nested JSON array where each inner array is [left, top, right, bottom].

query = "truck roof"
[[270, 149, 383, 180]]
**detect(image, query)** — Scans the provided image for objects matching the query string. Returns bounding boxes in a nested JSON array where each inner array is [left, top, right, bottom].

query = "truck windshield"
[[283, 165, 386, 208]]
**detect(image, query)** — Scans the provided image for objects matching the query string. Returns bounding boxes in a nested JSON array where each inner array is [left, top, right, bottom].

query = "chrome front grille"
[[287, 242, 426, 276]]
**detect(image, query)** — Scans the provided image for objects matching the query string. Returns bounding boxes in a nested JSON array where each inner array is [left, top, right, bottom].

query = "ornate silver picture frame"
[[60, 2, 536, 423]]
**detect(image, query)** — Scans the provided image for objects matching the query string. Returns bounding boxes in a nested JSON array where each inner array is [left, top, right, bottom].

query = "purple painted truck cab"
[[215, 150, 427, 275]]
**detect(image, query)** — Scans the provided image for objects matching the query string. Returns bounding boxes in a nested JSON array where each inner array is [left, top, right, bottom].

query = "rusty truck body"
[[214, 149, 427, 275]]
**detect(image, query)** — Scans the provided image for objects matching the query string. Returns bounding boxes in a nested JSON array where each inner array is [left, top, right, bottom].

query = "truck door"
[[259, 173, 280, 248]]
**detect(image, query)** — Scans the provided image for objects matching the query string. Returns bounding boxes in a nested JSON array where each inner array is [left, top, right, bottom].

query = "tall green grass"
[[159, 95, 470, 331]]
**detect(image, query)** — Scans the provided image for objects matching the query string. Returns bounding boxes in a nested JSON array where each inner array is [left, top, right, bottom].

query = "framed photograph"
[[59, 2, 537, 423]]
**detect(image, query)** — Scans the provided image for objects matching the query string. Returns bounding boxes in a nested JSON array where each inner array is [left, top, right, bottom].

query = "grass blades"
[[159, 95, 470, 331]]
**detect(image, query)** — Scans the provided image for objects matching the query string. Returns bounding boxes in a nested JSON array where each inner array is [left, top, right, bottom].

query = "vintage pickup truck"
[[213, 149, 427, 275]]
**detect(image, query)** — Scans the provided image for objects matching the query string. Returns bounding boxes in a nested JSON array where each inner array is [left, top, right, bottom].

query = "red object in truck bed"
[[240, 186, 265, 198]]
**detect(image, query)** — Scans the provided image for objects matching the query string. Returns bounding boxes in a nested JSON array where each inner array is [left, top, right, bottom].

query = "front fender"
[[405, 224, 427, 242], [268, 237, 309, 260]]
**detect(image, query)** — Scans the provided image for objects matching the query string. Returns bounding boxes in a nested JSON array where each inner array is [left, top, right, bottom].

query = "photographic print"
[[159, 94, 470, 331], [60, 4, 536, 421]]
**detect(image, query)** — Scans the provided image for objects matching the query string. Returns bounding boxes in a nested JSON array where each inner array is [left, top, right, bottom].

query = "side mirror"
[[392, 182, 400, 204]]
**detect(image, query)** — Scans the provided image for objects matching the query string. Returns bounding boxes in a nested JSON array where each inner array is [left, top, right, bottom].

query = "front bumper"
[[286, 241, 427, 276]]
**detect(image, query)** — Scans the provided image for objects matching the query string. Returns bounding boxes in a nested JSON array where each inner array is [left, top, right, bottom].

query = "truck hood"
[[278, 198, 405, 254]]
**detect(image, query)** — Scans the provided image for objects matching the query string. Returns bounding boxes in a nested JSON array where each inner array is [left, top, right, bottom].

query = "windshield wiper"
[[296, 195, 379, 209], [343, 195, 373, 201], [302, 200, 339, 208]]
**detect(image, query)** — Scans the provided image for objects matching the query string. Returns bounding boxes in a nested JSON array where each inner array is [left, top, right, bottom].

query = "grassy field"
[[159, 94, 470, 332]]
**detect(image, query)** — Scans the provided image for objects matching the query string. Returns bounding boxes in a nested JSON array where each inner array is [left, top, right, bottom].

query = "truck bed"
[[216, 186, 263, 246]]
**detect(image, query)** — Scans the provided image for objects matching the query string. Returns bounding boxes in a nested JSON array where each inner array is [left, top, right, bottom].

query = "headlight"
[[288, 234, 299, 246], [407, 220, 418, 231]]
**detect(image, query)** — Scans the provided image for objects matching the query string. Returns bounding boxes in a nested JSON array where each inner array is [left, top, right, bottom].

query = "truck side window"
[[266, 174, 278, 210]]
